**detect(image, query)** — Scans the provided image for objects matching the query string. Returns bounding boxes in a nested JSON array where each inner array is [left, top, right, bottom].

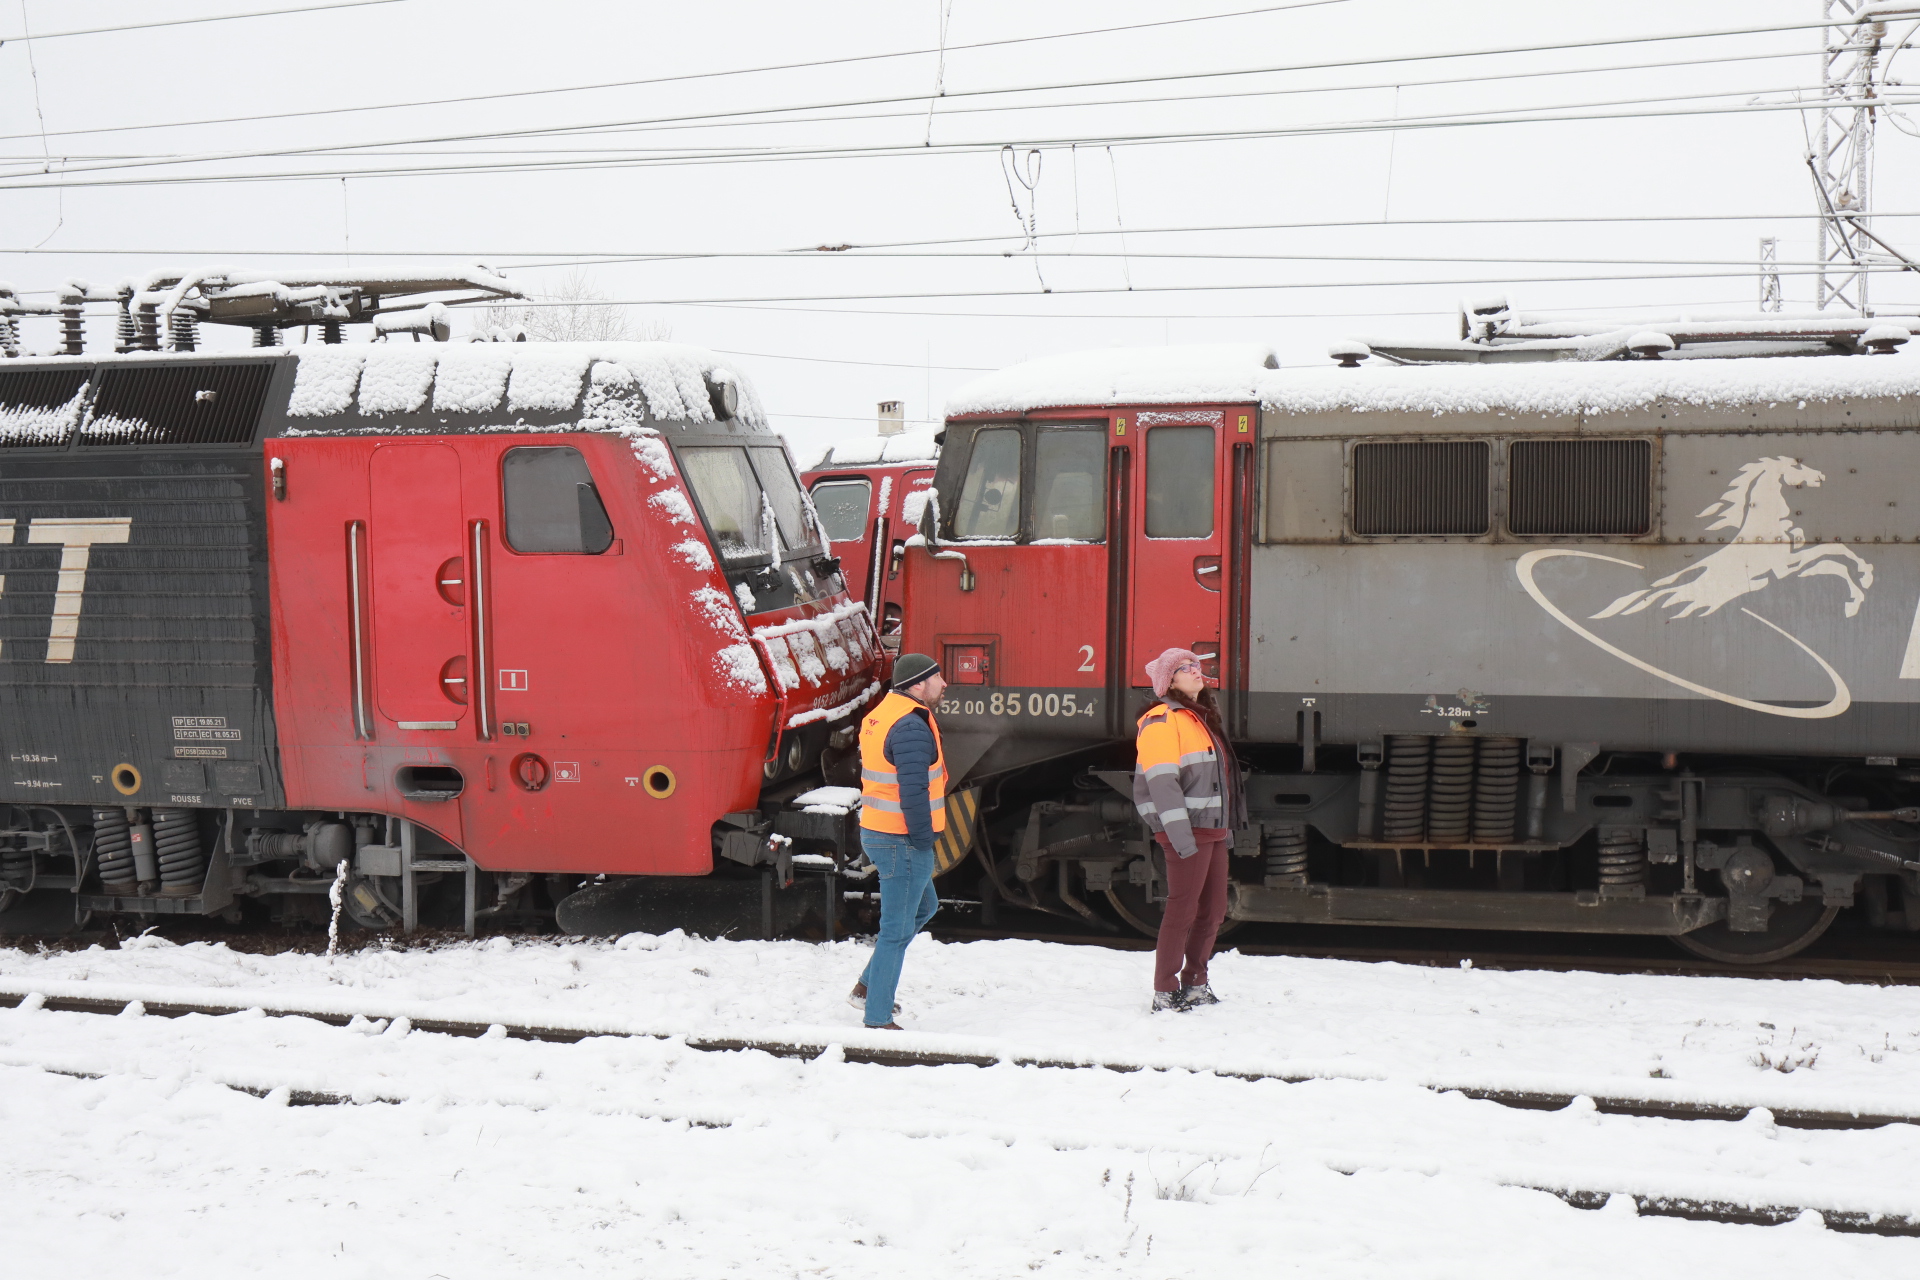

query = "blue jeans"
[[857, 830, 939, 1027]]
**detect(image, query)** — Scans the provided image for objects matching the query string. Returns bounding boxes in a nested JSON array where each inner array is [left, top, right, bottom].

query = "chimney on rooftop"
[[877, 400, 904, 436]]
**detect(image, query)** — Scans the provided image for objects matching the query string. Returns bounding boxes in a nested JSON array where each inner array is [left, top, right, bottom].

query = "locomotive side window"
[[809, 480, 873, 543], [1508, 439, 1652, 536], [502, 447, 615, 554], [952, 427, 1023, 539], [680, 446, 772, 561], [1033, 429, 1106, 541], [1145, 426, 1214, 538], [1351, 440, 1489, 536], [748, 445, 815, 550]]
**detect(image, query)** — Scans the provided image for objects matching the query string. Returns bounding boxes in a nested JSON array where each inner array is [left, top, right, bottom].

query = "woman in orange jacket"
[[1133, 647, 1248, 1012]]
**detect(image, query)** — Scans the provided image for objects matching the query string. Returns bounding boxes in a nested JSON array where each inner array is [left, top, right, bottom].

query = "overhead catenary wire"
[[0, 0, 415, 43], [462, 262, 1920, 310], [9, 87, 1918, 192], [0, 0, 1359, 143], [10, 209, 1920, 265], [0, 35, 1852, 184]]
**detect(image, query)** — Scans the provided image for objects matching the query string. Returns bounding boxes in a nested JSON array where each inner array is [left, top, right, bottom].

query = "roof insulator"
[[1863, 323, 1911, 354], [1328, 340, 1371, 369], [1627, 331, 1675, 359]]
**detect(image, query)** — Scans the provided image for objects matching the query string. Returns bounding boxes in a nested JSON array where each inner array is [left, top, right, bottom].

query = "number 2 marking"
[[1076, 644, 1096, 672]]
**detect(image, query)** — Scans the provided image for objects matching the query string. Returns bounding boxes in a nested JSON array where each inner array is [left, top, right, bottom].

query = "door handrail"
[[469, 519, 494, 741]]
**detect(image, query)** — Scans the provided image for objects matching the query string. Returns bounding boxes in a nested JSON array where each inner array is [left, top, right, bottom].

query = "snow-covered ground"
[[3, 932, 1918, 1276]]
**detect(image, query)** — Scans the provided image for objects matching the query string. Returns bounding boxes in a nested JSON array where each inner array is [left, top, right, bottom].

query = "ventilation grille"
[[1508, 439, 1651, 535], [0, 369, 89, 449], [81, 363, 272, 447], [1351, 441, 1489, 535]]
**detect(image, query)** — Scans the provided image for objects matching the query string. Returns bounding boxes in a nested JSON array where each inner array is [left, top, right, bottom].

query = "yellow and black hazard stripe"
[[933, 786, 980, 877]]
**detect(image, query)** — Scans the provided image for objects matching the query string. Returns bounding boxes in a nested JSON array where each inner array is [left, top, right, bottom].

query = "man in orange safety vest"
[[847, 652, 947, 1030]]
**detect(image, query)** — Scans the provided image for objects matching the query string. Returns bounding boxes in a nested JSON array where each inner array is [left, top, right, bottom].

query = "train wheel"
[[1672, 899, 1839, 965], [1103, 883, 1242, 942]]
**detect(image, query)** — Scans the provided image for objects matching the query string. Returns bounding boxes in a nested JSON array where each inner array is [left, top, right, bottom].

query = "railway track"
[[931, 923, 1920, 986], [4, 986, 1916, 1238]]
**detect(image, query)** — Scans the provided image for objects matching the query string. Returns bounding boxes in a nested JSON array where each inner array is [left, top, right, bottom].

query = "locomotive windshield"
[[952, 427, 1022, 538], [679, 443, 818, 563]]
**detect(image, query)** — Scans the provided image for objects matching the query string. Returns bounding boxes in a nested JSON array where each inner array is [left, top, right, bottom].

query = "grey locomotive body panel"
[[1252, 398, 1920, 757], [0, 353, 292, 811]]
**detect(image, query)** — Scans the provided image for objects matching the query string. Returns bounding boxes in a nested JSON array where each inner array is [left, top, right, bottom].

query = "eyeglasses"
[[1172, 662, 1204, 676]]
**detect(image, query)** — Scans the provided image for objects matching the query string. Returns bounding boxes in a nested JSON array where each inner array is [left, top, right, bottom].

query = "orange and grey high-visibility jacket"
[[1132, 700, 1244, 857], [859, 691, 947, 842]]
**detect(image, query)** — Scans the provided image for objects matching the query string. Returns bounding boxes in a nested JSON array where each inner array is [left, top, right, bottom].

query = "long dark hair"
[[1165, 683, 1226, 742]]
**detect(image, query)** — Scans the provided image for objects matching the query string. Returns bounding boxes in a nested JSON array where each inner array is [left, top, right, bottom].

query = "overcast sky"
[[4, 0, 1918, 461]]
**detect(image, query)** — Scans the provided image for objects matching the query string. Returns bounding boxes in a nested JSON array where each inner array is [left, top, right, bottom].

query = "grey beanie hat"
[[891, 652, 942, 690]]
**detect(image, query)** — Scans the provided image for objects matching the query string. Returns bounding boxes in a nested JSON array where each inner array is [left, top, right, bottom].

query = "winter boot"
[[1151, 990, 1190, 1013], [1181, 984, 1220, 1007], [849, 982, 902, 1016]]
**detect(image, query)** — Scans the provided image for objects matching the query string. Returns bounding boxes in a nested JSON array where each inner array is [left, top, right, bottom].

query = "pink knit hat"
[[1144, 647, 1201, 699]]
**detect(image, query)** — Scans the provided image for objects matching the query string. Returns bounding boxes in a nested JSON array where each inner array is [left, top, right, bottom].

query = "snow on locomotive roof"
[[284, 341, 766, 430], [808, 427, 941, 469], [1256, 347, 1920, 419], [947, 341, 1920, 420], [946, 343, 1280, 417]]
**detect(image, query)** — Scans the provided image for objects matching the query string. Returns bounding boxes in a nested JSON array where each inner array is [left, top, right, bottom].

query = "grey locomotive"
[[904, 307, 1920, 962]]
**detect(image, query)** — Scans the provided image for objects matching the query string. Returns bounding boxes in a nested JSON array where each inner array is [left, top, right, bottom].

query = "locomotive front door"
[[1126, 414, 1230, 690], [368, 443, 469, 728]]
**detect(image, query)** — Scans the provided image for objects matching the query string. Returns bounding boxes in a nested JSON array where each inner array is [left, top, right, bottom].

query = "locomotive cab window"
[[1351, 440, 1489, 536], [809, 479, 873, 543], [502, 447, 615, 554], [951, 427, 1023, 539], [1508, 439, 1652, 536], [680, 446, 773, 563], [749, 445, 817, 551], [1033, 427, 1106, 541], [1145, 425, 1215, 538]]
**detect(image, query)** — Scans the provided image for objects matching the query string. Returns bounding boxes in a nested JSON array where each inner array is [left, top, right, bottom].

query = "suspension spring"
[[1382, 735, 1432, 841], [1472, 737, 1523, 844], [1427, 737, 1475, 843], [151, 807, 206, 895], [1262, 823, 1309, 887], [1597, 826, 1648, 896], [93, 807, 136, 892], [0, 842, 32, 887]]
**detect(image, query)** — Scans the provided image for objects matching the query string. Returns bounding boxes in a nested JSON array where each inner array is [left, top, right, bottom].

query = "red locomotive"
[[801, 430, 940, 653], [0, 272, 883, 936]]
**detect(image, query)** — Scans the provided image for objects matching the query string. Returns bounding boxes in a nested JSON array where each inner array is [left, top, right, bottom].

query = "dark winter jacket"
[[883, 706, 941, 849]]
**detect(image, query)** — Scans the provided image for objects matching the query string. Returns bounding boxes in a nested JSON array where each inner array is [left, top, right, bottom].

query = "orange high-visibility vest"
[[858, 691, 948, 836]]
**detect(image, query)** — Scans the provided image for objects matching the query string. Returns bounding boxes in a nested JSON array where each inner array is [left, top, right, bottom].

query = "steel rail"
[[15, 1043, 1920, 1243], [2, 988, 1913, 1132]]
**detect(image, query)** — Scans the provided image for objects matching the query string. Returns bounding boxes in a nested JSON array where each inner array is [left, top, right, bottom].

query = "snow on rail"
[[4, 931, 1919, 1123], [945, 341, 1920, 420]]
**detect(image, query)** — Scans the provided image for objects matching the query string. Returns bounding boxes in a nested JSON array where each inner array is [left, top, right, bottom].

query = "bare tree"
[[467, 269, 672, 342]]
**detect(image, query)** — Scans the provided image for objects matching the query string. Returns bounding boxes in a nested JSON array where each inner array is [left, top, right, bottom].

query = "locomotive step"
[[1229, 885, 1726, 935]]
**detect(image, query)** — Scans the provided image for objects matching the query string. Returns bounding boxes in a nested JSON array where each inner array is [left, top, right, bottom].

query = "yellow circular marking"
[[1516, 549, 1850, 720], [642, 766, 677, 799], [111, 763, 142, 796]]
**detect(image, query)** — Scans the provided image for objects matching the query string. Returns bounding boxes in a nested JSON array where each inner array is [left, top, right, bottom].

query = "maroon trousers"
[[1153, 830, 1231, 993]]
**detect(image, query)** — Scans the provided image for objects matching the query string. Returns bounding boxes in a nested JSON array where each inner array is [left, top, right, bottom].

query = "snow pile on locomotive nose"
[[285, 341, 765, 428]]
